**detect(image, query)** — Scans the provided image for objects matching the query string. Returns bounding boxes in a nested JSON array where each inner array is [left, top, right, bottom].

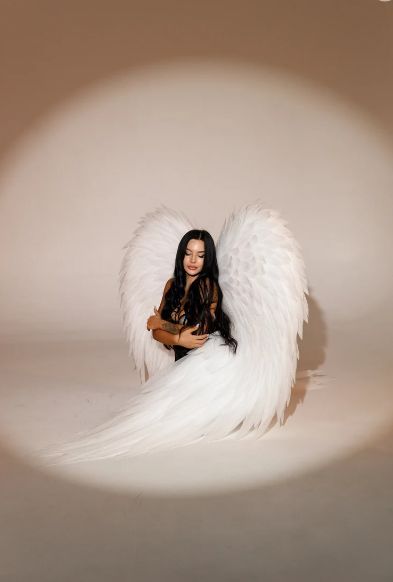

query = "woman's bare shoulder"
[[164, 277, 175, 293]]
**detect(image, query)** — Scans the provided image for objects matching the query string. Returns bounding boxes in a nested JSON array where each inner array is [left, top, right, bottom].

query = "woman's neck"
[[185, 274, 198, 291]]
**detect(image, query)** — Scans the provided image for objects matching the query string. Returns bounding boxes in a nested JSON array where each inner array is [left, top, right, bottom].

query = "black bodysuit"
[[173, 344, 191, 361]]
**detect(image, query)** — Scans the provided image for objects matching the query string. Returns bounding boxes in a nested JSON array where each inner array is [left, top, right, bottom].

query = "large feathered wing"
[[216, 202, 309, 435], [40, 202, 308, 464], [119, 205, 194, 381]]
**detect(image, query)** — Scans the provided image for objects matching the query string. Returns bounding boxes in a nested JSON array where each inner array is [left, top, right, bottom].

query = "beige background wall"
[[0, 0, 392, 348]]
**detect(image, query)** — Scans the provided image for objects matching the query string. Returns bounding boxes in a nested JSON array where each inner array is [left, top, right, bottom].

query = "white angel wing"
[[216, 201, 309, 434], [119, 205, 194, 381], [40, 202, 309, 463]]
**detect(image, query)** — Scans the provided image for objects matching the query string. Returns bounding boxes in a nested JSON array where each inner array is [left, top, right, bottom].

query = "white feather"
[[41, 202, 309, 463], [216, 202, 309, 435]]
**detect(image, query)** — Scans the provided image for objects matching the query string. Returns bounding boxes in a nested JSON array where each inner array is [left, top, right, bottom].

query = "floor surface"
[[1, 323, 392, 581]]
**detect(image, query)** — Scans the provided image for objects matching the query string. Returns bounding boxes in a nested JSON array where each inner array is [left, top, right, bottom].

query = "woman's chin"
[[186, 269, 200, 276]]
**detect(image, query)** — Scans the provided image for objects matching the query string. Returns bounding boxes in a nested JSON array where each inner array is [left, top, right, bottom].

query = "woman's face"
[[183, 239, 205, 278]]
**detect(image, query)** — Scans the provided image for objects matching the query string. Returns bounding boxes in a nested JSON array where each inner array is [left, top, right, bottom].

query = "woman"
[[146, 229, 237, 362], [42, 203, 308, 463]]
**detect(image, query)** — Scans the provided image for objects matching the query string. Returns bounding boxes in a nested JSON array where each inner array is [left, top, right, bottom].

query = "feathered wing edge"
[[119, 205, 194, 382]]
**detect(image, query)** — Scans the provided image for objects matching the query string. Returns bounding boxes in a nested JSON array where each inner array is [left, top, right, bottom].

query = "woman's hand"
[[177, 325, 209, 349], [146, 307, 162, 331]]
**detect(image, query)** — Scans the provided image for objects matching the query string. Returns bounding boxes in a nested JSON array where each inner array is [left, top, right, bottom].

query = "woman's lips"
[[188, 266, 198, 270]]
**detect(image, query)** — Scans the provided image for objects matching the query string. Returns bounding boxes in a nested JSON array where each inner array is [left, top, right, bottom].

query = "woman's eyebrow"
[[186, 248, 205, 253]]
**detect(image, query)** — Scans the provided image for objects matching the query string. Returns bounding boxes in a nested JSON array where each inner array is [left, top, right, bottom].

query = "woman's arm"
[[152, 328, 180, 345], [147, 308, 184, 335], [150, 278, 182, 345], [160, 320, 183, 335]]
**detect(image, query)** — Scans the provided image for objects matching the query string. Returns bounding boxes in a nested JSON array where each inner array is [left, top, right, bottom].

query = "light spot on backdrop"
[[0, 60, 392, 495]]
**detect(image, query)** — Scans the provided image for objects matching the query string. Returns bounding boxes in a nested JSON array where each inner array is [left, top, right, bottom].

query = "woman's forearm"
[[152, 328, 180, 346], [159, 319, 183, 335]]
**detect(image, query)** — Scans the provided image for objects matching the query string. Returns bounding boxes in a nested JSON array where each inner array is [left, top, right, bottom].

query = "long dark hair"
[[161, 229, 238, 354]]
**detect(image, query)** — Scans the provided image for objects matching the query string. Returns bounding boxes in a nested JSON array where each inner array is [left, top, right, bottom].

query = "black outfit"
[[173, 344, 191, 361]]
